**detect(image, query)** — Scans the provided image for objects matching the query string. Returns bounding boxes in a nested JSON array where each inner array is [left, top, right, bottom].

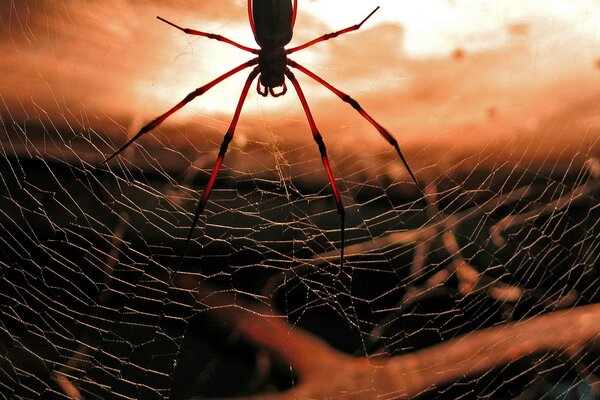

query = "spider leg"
[[256, 78, 268, 97], [291, 0, 298, 29], [179, 67, 260, 266], [247, 0, 257, 40], [269, 83, 287, 97], [285, 68, 345, 268], [157, 16, 259, 54], [288, 59, 418, 186], [102, 58, 258, 164], [287, 6, 379, 54]]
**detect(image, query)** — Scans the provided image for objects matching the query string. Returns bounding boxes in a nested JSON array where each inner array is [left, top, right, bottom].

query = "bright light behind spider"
[[304, 0, 600, 57], [135, 0, 599, 124]]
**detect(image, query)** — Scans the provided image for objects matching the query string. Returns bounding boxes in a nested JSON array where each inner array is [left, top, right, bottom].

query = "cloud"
[[1, 0, 598, 179]]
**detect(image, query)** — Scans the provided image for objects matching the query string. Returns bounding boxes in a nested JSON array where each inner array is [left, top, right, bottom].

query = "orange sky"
[[1, 0, 599, 180]]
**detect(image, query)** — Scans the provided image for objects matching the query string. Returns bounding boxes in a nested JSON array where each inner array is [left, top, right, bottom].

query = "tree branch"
[[181, 276, 600, 400]]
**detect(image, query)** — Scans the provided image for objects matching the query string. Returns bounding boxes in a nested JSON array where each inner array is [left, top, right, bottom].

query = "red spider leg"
[[247, 0, 257, 40], [287, 6, 379, 54], [102, 58, 258, 164], [269, 83, 287, 97], [288, 59, 418, 185], [179, 67, 260, 265], [256, 78, 268, 97], [285, 68, 345, 268], [291, 0, 298, 28], [157, 16, 259, 54]]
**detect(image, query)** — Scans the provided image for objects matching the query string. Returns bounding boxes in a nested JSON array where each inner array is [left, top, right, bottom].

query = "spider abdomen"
[[252, 0, 293, 48]]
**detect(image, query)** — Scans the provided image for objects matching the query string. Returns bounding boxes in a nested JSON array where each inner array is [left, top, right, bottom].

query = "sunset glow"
[[3, 0, 599, 170], [304, 0, 600, 57], [132, 0, 600, 124]]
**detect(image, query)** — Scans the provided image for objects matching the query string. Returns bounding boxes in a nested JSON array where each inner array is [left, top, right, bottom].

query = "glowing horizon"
[[2, 0, 599, 169], [133, 0, 600, 122]]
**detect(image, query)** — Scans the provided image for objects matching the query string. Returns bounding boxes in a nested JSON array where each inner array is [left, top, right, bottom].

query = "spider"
[[103, 0, 417, 268]]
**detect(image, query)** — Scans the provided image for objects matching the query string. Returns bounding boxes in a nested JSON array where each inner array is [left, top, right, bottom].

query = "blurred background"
[[1, 1, 599, 399]]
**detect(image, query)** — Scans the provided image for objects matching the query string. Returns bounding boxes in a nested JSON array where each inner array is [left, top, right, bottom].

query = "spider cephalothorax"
[[103, 0, 417, 268], [257, 46, 287, 96]]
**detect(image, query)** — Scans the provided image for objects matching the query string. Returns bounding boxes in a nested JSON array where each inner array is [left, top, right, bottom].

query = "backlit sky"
[[1, 0, 599, 177]]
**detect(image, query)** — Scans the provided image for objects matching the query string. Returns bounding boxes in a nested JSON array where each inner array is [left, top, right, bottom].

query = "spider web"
[[1, 0, 600, 399]]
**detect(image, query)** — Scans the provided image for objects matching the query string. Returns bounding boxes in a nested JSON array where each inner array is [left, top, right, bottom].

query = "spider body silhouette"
[[103, 0, 417, 267]]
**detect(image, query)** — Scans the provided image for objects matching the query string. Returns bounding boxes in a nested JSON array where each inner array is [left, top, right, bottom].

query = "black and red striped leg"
[[288, 59, 418, 185], [287, 6, 379, 54], [285, 68, 345, 268], [103, 58, 258, 164], [157, 16, 259, 54], [179, 67, 260, 265]]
